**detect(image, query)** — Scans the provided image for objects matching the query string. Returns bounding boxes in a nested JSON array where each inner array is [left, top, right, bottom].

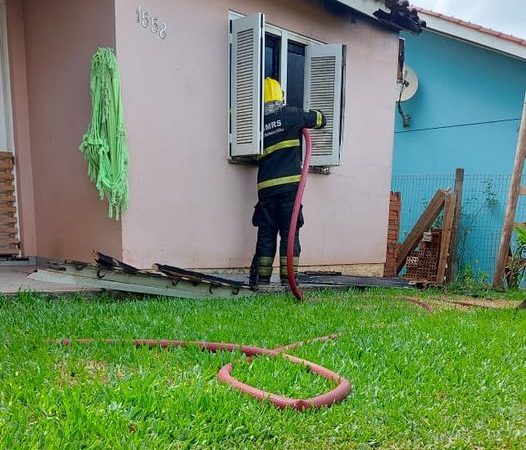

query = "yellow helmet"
[[264, 77, 284, 103]]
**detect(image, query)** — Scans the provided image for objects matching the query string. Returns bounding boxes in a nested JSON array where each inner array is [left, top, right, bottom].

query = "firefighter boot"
[[280, 256, 299, 285], [257, 256, 274, 285], [249, 254, 259, 289]]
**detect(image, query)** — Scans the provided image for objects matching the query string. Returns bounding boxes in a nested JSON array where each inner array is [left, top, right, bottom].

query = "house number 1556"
[[136, 6, 167, 40]]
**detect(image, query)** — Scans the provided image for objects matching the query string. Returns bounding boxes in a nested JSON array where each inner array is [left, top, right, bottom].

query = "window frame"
[[228, 11, 323, 106], [228, 12, 345, 167]]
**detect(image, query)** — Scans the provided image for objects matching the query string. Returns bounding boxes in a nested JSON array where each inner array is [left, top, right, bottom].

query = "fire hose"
[[55, 301, 432, 411], [58, 333, 352, 411], [287, 129, 312, 301]]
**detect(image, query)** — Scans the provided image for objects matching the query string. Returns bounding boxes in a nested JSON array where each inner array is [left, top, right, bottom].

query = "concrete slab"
[[0, 266, 99, 295]]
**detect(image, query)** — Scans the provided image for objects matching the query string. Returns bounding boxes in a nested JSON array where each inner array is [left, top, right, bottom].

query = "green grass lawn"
[[0, 289, 525, 449]]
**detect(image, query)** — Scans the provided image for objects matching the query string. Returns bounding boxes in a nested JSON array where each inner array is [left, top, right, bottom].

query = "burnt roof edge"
[[335, 0, 425, 34], [373, 1, 425, 34]]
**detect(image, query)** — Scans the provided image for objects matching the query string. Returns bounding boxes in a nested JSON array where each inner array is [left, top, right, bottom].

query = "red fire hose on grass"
[[287, 129, 312, 301], [58, 333, 352, 411], [54, 303, 434, 410]]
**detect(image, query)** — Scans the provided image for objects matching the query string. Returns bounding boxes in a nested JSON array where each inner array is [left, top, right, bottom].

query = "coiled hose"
[[54, 302, 433, 410], [287, 129, 312, 300], [58, 334, 352, 411]]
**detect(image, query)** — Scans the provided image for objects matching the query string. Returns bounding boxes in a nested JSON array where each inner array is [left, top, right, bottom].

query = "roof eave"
[[335, 0, 425, 34], [419, 11, 526, 61]]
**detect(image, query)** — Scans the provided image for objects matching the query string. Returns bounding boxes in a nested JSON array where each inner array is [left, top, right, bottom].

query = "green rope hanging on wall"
[[80, 47, 129, 220]]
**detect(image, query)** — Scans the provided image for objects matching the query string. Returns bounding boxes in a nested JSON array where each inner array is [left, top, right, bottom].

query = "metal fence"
[[392, 172, 526, 281]]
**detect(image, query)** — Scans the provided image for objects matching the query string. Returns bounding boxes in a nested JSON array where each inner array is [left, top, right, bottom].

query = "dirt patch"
[[401, 295, 522, 311], [434, 295, 521, 310], [56, 359, 129, 387], [85, 360, 110, 384], [56, 361, 80, 388]]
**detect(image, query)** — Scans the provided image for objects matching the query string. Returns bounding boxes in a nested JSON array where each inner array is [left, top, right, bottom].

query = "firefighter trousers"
[[251, 189, 303, 283]]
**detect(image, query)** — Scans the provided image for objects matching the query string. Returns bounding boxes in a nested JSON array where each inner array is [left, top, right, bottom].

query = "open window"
[[230, 13, 265, 158], [229, 13, 346, 167], [305, 44, 346, 167]]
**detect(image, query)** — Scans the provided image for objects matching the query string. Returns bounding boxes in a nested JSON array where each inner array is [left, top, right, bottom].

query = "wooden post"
[[494, 94, 526, 288], [396, 189, 447, 274], [446, 168, 464, 282], [437, 191, 457, 286]]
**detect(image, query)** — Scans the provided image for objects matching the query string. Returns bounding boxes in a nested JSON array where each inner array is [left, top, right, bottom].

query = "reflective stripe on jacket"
[[257, 106, 325, 198]]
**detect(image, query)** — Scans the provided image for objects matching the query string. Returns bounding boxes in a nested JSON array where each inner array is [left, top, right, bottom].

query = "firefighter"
[[249, 77, 326, 288]]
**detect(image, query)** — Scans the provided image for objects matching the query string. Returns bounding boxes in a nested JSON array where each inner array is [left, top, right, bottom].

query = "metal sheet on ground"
[[215, 272, 413, 290], [29, 264, 255, 299]]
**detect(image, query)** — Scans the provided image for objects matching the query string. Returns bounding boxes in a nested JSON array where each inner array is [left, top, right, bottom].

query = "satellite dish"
[[399, 65, 419, 102]]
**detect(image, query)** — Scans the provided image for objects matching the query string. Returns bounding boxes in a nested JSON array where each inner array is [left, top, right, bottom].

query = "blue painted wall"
[[392, 30, 526, 279]]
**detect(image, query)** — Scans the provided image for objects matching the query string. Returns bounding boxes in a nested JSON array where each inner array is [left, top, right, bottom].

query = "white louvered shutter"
[[230, 13, 265, 158], [304, 44, 345, 166]]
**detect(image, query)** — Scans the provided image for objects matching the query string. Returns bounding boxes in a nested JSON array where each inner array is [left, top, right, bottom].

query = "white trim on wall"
[[420, 12, 526, 62], [229, 11, 323, 47]]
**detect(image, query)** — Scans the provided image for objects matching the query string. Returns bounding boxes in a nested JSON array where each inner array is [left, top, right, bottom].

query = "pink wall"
[[6, 0, 36, 256], [21, 0, 122, 261], [114, 0, 399, 270]]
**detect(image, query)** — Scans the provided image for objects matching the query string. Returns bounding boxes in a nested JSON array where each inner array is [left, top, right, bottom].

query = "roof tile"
[[416, 7, 526, 47]]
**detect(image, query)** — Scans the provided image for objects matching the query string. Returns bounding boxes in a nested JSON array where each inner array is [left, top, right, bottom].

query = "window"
[[264, 35, 305, 109], [286, 41, 305, 109], [265, 34, 281, 80], [229, 12, 346, 167]]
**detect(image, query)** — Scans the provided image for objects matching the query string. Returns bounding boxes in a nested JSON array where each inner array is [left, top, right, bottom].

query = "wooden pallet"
[[0, 152, 19, 256], [395, 188, 458, 286]]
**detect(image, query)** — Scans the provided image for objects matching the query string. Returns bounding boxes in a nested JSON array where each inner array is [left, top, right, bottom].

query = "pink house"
[[2, 0, 422, 276]]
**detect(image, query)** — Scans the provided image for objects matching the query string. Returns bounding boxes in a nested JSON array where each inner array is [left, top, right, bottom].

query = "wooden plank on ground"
[[396, 189, 448, 274], [437, 191, 457, 285]]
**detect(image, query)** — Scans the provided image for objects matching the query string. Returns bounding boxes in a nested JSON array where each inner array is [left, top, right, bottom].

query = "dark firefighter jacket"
[[257, 106, 326, 198]]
